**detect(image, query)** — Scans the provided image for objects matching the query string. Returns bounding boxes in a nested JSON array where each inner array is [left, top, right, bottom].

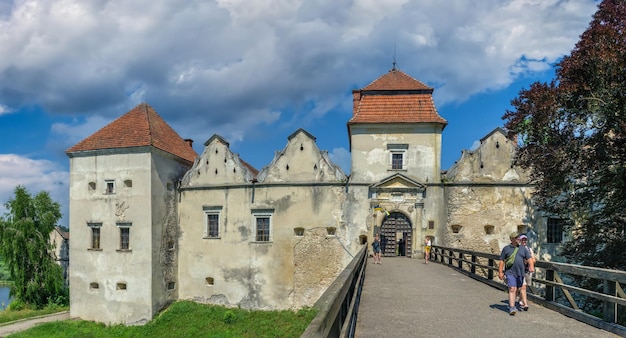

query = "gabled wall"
[[444, 129, 534, 254], [177, 130, 351, 310]]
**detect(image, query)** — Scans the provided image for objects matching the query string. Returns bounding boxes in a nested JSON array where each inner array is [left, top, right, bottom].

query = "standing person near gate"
[[372, 233, 382, 265], [424, 236, 432, 264], [498, 232, 534, 315], [518, 234, 535, 311]]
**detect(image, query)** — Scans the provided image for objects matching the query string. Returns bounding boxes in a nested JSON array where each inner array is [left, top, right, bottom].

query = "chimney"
[[184, 139, 193, 148]]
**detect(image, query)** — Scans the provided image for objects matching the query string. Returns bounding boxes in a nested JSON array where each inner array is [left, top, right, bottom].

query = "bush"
[[222, 310, 236, 324]]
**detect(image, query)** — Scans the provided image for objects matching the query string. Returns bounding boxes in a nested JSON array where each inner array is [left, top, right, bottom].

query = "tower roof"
[[348, 69, 447, 125], [66, 103, 197, 163]]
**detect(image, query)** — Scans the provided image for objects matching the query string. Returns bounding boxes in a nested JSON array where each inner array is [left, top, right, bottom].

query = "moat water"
[[0, 286, 11, 309]]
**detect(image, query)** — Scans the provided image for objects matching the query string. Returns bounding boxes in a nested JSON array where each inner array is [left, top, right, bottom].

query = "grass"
[[0, 306, 69, 325], [7, 301, 317, 338]]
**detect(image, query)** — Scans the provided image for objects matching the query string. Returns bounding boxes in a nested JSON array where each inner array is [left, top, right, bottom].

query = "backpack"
[[505, 247, 518, 270]]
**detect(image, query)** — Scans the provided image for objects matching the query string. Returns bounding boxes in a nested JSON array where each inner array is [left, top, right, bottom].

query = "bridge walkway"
[[354, 257, 619, 338]]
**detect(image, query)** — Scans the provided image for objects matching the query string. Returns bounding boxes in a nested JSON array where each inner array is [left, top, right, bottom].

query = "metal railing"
[[301, 245, 367, 338], [430, 245, 626, 337]]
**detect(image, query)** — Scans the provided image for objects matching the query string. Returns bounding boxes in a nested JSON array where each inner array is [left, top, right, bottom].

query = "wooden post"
[[471, 255, 476, 274], [458, 252, 463, 269], [546, 269, 555, 302], [603, 280, 617, 323], [488, 258, 494, 280]]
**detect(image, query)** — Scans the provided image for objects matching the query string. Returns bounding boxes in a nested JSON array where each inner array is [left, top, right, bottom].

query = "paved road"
[[0, 311, 69, 337], [355, 257, 620, 338]]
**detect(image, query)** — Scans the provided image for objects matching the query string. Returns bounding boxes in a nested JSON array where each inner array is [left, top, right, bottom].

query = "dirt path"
[[0, 311, 70, 337]]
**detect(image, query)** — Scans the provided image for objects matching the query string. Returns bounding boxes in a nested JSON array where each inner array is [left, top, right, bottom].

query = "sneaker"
[[522, 306, 529, 311], [509, 307, 517, 316]]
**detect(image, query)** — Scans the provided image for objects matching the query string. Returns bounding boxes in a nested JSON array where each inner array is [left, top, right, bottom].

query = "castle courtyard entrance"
[[380, 212, 412, 258]]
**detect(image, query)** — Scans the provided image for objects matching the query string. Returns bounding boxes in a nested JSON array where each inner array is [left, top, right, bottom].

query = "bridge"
[[302, 246, 626, 338]]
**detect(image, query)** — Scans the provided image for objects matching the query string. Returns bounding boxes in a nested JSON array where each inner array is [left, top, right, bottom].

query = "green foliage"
[[222, 309, 236, 324], [8, 301, 317, 337], [503, 0, 626, 270], [0, 186, 68, 308]]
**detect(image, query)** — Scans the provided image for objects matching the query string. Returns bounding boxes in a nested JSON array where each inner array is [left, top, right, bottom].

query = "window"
[[203, 206, 222, 238], [391, 153, 403, 169], [387, 144, 408, 170], [294, 227, 304, 236], [547, 218, 564, 243], [252, 209, 273, 242], [92, 227, 101, 249], [117, 222, 131, 250], [256, 217, 270, 241], [117, 283, 127, 290], [105, 180, 115, 194], [87, 223, 102, 250]]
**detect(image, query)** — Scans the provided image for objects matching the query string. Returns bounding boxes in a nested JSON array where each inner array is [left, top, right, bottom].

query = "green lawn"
[[7, 301, 317, 338], [0, 306, 69, 324]]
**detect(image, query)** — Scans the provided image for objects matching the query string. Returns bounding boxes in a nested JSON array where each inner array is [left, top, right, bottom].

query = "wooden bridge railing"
[[301, 245, 367, 338], [430, 245, 626, 337]]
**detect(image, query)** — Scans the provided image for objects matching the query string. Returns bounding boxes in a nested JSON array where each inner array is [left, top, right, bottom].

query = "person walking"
[[518, 234, 535, 311], [372, 233, 382, 264], [498, 232, 534, 315], [424, 236, 432, 264]]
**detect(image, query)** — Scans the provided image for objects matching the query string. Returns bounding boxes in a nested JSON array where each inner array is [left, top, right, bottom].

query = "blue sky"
[[0, 0, 599, 227]]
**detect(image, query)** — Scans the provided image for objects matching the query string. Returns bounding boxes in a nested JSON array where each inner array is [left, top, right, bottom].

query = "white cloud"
[[0, 154, 69, 226], [0, 104, 12, 115]]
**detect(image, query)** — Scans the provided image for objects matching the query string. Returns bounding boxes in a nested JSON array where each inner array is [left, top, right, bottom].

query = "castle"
[[66, 69, 554, 325]]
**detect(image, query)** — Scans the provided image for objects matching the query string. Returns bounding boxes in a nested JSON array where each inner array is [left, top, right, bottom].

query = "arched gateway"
[[380, 212, 412, 258]]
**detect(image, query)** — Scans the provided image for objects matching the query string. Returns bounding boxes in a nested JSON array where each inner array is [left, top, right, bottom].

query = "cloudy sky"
[[0, 0, 599, 227]]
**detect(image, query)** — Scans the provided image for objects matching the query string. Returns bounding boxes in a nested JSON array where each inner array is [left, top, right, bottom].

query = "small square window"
[[547, 218, 564, 243], [117, 283, 127, 290], [105, 180, 115, 194]]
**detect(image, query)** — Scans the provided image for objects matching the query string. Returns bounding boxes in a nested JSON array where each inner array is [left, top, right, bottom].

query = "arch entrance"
[[380, 212, 412, 258]]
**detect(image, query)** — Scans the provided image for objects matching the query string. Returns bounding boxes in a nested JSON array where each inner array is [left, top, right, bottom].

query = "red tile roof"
[[66, 103, 197, 163], [348, 69, 447, 126]]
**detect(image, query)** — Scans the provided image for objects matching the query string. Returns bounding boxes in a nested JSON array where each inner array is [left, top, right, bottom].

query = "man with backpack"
[[498, 232, 534, 315]]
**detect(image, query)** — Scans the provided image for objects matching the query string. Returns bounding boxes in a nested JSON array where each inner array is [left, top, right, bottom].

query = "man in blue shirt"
[[498, 232, 534, 315]]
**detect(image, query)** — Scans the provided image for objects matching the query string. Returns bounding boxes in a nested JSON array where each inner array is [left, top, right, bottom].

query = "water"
[[0, 286, 11, 310]]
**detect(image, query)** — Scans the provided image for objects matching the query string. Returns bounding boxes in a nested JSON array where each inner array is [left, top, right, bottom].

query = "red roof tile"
[[66, 103, 197, 163], [363, 69, 432, 91], [349, 69, 447, 126]]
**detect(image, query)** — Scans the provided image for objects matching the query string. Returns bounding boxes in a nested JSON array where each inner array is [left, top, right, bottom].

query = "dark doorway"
[[380, 212, 413, 258]]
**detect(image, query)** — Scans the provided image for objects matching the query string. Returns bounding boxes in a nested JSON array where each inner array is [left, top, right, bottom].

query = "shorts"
[[505, 274, 524, 288], [425, 246, 431, 253], [523, 272, 532, 286]]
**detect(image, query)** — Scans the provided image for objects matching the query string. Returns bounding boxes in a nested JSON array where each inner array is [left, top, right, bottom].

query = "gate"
[[380, 212, 412, 258]]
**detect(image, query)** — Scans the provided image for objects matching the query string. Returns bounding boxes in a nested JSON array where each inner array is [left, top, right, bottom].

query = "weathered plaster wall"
[[349, 124, 443, 184], [443, 129, 535, 254], [69, 150, 155, 324], [149, 151, 191, 316], [177, 130, 351, 310]]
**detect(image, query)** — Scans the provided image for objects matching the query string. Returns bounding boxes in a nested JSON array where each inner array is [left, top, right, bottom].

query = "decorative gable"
[[445, 128, 529, 183], [181, 134, 257, 186], [256, 128, 347, 183]]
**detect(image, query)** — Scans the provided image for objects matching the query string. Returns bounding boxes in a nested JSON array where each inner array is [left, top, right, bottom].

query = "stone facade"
[[66, 70, 548, 325]]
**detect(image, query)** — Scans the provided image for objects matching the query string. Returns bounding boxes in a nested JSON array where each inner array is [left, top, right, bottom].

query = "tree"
[[0, 185, 68, 308], [503, 0, 625, 271]]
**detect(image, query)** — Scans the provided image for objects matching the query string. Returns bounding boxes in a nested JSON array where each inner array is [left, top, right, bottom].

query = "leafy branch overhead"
[[503, 0, 626, 270]]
